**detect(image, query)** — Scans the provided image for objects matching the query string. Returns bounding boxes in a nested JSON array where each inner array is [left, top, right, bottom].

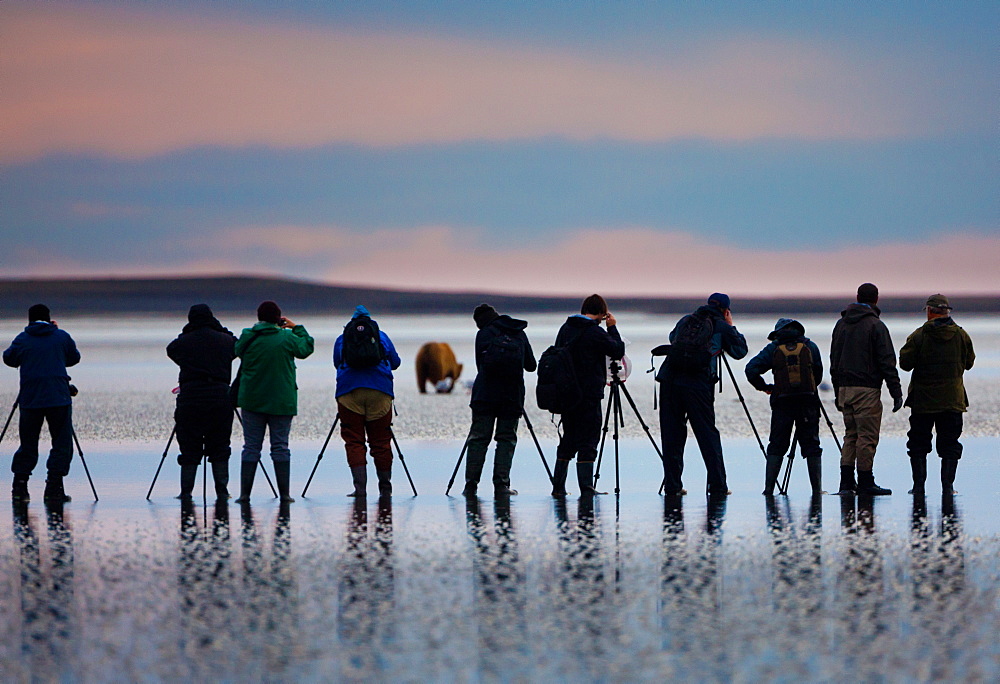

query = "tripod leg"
[[594, 393, 615, 485], [445, 431, 472, 495], [71, 428, 99, 502], [818, 399, 844, 452], [389, 428, 418, 496], [258, 460, 278, 498], [722, 355, 768, 459], [0, 400, 17, 446], [146, 424, 177, 500], [613, 388, 621, 495], [302, 415, 339, 497], [778, 435, 797, 496], [520, 410, 553, 483], [618, 382, 664, 459]]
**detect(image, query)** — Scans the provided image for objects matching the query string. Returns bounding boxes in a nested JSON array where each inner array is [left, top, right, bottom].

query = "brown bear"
[[415, 342, 463, 394]]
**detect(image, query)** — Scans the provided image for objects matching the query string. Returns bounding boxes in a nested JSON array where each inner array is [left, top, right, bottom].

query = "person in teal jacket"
[[234, 300, 314, 503]]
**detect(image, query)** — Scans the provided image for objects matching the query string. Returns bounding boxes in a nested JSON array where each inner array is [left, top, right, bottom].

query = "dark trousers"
[[660, 382, 727, 494], [175, 401, 234, 466], [906, 412, 963, 460], [11, 405, 73, 478], [767, 398, 822, 460], [556, 400, 602, 464], [466, 411, 519, 486]]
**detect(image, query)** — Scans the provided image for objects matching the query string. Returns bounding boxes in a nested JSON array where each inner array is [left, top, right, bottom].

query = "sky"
[[1, 0, 997, 297]]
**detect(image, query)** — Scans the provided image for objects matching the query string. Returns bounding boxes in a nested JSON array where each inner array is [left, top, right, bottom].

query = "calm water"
[[1, 313, 998, 681]]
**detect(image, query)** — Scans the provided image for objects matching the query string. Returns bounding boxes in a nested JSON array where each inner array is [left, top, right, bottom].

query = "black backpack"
[[342, 316, 385, 369], [772, 341, 817, 397], [535, 329, 584, 414], [480, 328, 524, 375], [666, 311, 715, 375]]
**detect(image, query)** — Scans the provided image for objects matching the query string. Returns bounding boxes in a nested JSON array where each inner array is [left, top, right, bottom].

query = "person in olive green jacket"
[[899, 294, 975, 495], [234, 300, 315, 503]]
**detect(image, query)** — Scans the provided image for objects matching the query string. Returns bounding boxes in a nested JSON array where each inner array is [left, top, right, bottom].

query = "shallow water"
[[1, 314, 999, 681]]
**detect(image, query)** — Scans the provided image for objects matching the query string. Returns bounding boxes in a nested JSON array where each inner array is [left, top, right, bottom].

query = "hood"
[[493, 314, 527, 332], [25, 321, 58, 336], [564, 315, 598, 329], [841, 302, 880, 324], [183, 304, 225, 334], [695, 304, 722, 319], [925, 317, 958, 341], [249, 321, 282, 334], [767, 317, 805, 341], [352, 305, 371, 319]]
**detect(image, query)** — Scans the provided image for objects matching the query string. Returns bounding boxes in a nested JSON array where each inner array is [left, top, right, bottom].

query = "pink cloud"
[[1, 2, 982, 161]]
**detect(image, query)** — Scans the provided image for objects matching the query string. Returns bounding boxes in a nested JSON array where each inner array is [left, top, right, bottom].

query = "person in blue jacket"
[[745, 318, 825, 496], [3, 304, 81, 503], [334, 306, 402, 498]]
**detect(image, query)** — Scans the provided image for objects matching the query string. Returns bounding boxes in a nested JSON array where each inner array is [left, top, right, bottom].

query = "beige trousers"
[[837, 386, 883, 471]]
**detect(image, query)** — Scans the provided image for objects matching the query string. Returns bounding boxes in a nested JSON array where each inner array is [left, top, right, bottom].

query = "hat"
[[187, 303, 214, 325], [28, 304, 50, 323], [926, 294, 951, 310], [257, 300, 282, 323], [352, 304, 371, 319], [473, 303, 500, 329], [857, 283, 879, 304], [707, 293, 731, 311]]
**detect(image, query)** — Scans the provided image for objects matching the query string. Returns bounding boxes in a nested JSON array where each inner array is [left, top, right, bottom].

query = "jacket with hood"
[[470, 315, 537, 418], [899, 316, 975, 414], [830, 302, 902, 399], [745, 318, 823, 406], [235, 321, 314, 415], [554, 316, 625, 403], [3, 322, 81, 409], [166, 304, 237, 406], [657, 304, 748, 389], [333, 308, 401, 399]]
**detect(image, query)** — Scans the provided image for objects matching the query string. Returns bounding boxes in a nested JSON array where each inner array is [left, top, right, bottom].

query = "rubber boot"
[[274, 461, 295, 503], [551, 459, 570, 497], [837, 465, 857, 496], [492, 450, 518, 496], [234, 460, 256, 503], [806, 456, 824, 495], [941, 458, 959, 494], [762, 453, 783, 496], [377, 469, 392, 497], [857, 469, 891, 496], [463, 457, 484, 497], [907, 455, 927, 495], [211, 460, 230, 500], [176, 464, 198, 500], [43, 476, 71, 503], [577, 461, 605, 496], [11, 474, 29, 502], [347, 465, 367, 498]]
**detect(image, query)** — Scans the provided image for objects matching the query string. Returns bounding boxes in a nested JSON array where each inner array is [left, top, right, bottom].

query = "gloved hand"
[[892, 395, 904, 413]]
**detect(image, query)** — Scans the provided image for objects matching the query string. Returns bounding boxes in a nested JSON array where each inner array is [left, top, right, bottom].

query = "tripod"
[[594, 360, 664, 495], [444, 409, 553, 495]]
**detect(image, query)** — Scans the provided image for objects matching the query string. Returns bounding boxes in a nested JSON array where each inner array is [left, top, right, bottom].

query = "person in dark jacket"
[[3, 304, 81, 503], [334, 305, 401, 498], [745, 318, 824, 496], [657, 293, 748, 497], [830, 283, 902, 496], [551, 294, 625, 497], [898, 294, 975, 495], [166, 304, 237, 501], [462, 304, 537, 497]]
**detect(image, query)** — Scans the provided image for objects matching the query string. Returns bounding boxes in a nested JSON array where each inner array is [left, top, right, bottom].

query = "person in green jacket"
[[234, 300, 314, 503], [899, 294, 975, 495]]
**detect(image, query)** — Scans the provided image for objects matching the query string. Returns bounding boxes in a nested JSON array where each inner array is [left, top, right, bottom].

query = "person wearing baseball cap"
[[898, 294, 975, 495]]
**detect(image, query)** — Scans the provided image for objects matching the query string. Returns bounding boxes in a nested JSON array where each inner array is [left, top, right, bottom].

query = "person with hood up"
[[334, 305, 401, 498], [898, 294, 975, 495], [657, 293, 747, 497], [234, 301, 314, 504], [745, 318, 825, 496], [461, 304, 537, 497], [166, 304, 237, 501], [4, 304, 81, 503], [550, 294, 625, 497], [830, 283, 902, 496]]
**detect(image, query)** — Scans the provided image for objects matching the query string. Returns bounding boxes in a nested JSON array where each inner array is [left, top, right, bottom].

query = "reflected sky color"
[[1, 0, 997, 295]]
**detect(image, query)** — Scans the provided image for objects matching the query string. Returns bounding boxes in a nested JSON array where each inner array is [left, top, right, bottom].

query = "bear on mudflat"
[[415, 342, 463, 394]]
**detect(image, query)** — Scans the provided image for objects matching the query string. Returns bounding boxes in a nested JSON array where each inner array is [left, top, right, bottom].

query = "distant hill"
[[1, 276, 998, 316]]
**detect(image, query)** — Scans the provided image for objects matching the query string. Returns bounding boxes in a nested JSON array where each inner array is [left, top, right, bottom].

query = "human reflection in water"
[[549, 496, 608, 676], [240, 501, 300, 677], [337, 497, 395, 680], [659, 494, 727, 670], [764, 495, 823, 619], [909, 493, 967, 679], [12, 500, 75, 681], [177, 499, 236, 668], [464, 494, 526, 679], [837, 494, 887, 670]]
